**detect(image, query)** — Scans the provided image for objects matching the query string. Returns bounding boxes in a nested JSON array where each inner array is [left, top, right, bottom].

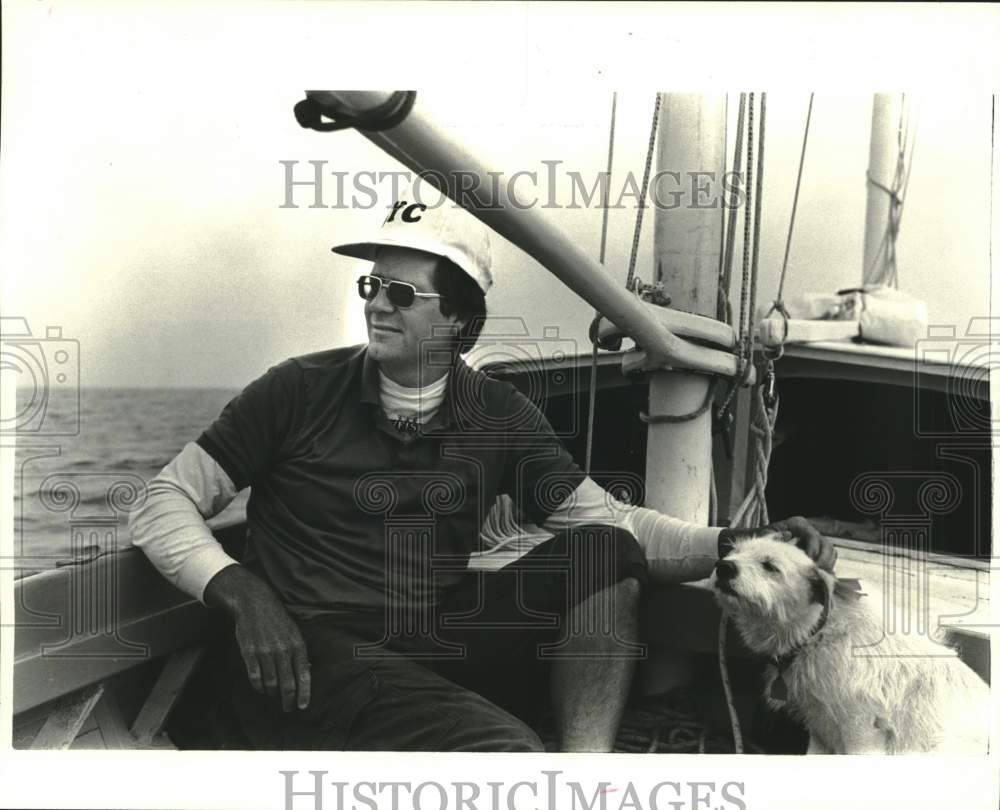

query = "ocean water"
[[12, 387, 240, 577]]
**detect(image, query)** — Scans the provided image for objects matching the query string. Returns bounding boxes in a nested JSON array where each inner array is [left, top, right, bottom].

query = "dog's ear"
[[808, 571, 830, 606]]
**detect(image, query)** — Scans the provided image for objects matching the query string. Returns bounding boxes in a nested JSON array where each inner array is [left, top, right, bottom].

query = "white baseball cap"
[[332, 178, 493, 294]]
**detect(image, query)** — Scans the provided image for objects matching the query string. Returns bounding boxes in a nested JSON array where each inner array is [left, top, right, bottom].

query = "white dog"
[[713, 536, 990, 754]]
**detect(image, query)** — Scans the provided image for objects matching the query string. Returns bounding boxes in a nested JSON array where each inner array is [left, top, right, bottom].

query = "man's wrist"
[[203, 563, 259, 616]]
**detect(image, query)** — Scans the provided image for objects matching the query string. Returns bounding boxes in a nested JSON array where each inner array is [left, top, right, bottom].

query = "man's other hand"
[[769, 516, 837, 572], [718, 516, 837, 573], [204, 565, 311, 712]]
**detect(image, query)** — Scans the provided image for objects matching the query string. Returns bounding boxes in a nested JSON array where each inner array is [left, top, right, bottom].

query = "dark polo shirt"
[[197, 344, 584, 621]]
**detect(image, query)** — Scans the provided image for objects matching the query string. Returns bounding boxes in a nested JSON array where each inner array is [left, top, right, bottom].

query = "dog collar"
[[768, 577, 864, 702]]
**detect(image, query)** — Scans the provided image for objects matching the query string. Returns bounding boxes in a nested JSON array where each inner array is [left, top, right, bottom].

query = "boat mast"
[[645, 94, 727, 522], [863, 93, 904, 287]]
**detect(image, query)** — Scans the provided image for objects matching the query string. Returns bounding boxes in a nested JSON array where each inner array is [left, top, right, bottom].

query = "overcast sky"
[[1, 4, 649, 387]]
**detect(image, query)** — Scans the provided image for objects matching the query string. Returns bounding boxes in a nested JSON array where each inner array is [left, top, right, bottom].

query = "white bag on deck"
[[853, 285, 929, 348]]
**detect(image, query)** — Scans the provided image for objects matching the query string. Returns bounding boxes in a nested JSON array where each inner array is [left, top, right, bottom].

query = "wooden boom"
[[305, 90, 752, 383]]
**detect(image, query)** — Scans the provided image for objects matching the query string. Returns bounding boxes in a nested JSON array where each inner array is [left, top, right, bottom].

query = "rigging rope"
[[716, 96, 730, 322], [718, 610, 744, 753], [775, 93, 814, 306], [585, 92, 777, 523], [764, 93, 814, 353], [585, 93, 670, 470], [585, 92, 619, 476], [640, 379, 718, 424], [736, 93, 756, 361], [733, 92, 776, 531], [718, 94, 747, 324], [715, 93, 759, 426], [711, 95, 749, 459], [746, 94, 766, 368], [624, 94, 664, 292]]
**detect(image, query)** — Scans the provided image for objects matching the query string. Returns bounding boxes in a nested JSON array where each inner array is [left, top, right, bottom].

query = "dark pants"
[[227, 525, 648, 751]]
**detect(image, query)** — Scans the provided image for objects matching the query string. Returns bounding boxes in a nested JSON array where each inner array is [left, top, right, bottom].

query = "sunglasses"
[[357, 274, 442, 310]]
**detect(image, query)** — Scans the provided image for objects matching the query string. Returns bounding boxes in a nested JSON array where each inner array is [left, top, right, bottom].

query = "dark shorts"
[[226, 524, 647, 751]]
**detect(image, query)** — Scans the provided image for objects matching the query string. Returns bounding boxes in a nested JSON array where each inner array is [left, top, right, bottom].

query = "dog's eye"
[[762, 559, 779, 573]]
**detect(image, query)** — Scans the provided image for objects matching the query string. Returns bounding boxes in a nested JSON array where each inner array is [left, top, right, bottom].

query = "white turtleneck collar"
[[378, 370, 450, 436]]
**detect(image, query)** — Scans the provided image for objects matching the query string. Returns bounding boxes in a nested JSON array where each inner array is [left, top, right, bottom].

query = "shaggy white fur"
[[713, 537, 990, 754]]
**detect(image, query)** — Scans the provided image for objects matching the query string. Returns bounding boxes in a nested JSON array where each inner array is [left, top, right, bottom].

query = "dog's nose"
[[715, 559, 738, 581]]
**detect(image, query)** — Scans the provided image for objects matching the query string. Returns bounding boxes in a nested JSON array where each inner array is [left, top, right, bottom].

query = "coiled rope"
[[729, 382, 777, 530]]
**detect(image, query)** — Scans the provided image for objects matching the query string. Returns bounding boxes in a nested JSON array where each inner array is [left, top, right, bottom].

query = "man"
[[130, 181, 835, 753]]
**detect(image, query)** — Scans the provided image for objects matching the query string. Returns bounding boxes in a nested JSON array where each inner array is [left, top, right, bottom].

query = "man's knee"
[[614, 574, 643, 604], [562, 524, 649, 592]]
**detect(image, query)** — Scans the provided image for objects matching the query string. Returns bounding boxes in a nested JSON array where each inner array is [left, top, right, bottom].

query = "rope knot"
[[627, 276, 672, 307], [865, 170, 903, 207]]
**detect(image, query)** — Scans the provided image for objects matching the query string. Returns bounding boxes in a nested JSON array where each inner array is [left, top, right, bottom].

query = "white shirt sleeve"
[[128, 441, 242, 603], [539, 477, 722, 583]]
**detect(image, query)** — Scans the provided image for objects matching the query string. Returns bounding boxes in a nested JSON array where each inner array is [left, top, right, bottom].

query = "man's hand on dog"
[[718, 515, 837, 572]]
